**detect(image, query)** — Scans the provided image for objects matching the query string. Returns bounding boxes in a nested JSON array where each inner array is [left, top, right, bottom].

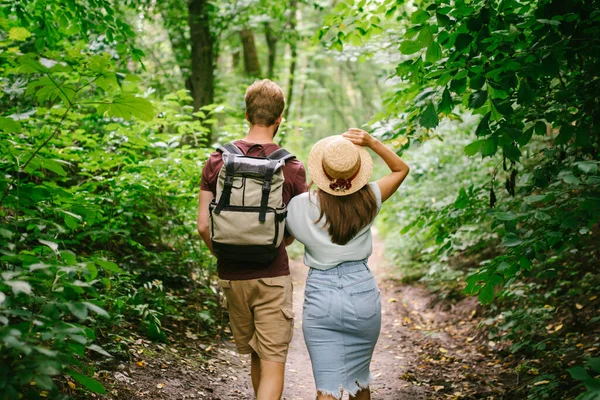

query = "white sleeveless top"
[[286, 182, 382, 270]]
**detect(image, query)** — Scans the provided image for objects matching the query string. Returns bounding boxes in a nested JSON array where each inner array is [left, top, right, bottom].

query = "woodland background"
[[0, 0, 599, 399]]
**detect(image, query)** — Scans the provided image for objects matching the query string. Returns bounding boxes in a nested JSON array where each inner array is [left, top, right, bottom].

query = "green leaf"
[[535, 121, 547, 135], [587, 358, 600, 373], [464, 140, 484, 156], [85, 263, 99, 281], [502, 235, 523, 247], [438, 87, 453, 114], [97, 94, 155, 121], [68, 302, 89, 320], [0, 117, 22, 133], [481, 136, 498, 156], [38, 239, 59, 253], [576, 161, 598, 174], [537, 19, 561, 26], [60, 250, 77, 266], [9, 27, 32, 41], [400, 40, 423, 55], [83, 302, 109, 318], [419, 103, 439, 129], [475, 112, 491, 136], [95, 260, 124, 274], [411, 10, 430, 24], [478, 284, 495, 304], [88, 344, 112, 357], [7, 281, 32, 295], [534, 211, 551, 221], [43, 159, 67, 176], [494, 212, 517, 221], [517, 80, 534, 104], [562, 173, 581, 185], [568, 366, 591, 381], [469, 75, 485, 90], [503, 144, 521, 162], [425, 42, 442, 63], [67, 370, 106, 394], [468, 90, 488, 109], [454, 33, 473, 51], [450, 77, 467, 94], [417, 26, 434, 47]]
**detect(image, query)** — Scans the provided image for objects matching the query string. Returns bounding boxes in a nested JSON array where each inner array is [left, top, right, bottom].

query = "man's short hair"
[[245, 79, 285, 126]]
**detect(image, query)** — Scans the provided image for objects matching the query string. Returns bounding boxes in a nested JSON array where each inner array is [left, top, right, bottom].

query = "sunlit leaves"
[[426, 42, 442, 63], [464, 140, 484, 156], [410, 10, 430, 24], [400, 40, 423, 55], [96, 94, 155, 121], [8, 27, 32, 41]]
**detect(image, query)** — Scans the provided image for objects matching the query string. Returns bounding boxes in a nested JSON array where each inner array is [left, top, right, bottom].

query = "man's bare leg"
[[256, 359, 285, 400], [251, 352, 261, 395]]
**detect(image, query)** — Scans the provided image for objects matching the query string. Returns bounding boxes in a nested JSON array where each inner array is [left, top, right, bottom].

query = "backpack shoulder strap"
[[267, 148, 296, 163], [217, 142, 244, 155]]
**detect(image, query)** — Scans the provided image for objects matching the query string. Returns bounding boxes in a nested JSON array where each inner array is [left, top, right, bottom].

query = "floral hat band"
[[308, 135, 373, 197]]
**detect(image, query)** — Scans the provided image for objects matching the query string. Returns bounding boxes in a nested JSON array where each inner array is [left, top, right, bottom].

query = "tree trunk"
[[240, 28, 262, 77], [188, 0, 214, 143], [232, 49, 240, 71], [283, 0, 298, 123], [264, 22, 278, 79]]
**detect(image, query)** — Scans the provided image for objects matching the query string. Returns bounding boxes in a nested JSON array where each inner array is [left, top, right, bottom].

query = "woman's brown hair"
[[315, 184, 378, 245]]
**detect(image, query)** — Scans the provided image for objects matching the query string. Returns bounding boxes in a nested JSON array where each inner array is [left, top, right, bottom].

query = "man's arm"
[[284, 163, 308, 247], [198, 190, 215, 255]]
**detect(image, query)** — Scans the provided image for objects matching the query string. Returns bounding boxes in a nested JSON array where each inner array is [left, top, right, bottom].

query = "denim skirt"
[[302, 260, 382, 399]]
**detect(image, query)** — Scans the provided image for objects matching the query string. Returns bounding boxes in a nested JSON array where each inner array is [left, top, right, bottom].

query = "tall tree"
[[264, 22, 278, 79], [240, 28, 262, 77], [283, 0, 298, 122], [188, 0, 214, 120]]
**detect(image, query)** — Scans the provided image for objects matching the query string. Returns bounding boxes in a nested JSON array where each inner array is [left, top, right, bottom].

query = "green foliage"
[[321, 0, 600, 398], [0, 2, 222, 398]]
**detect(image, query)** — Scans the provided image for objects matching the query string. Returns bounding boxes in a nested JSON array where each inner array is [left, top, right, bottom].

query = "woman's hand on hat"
[[342, 128, 376, 148]]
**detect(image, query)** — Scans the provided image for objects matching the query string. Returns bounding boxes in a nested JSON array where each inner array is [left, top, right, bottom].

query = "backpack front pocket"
[[210, 203, 286, 262]]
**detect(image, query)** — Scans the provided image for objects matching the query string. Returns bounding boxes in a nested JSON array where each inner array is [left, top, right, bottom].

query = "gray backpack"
[[209, 143, 296, 263]]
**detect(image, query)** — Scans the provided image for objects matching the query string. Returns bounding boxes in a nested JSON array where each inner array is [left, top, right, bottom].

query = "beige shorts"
[[218, 275, 294, 364]]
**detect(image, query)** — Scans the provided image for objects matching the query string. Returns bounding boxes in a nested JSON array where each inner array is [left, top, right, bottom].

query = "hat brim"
[[307, 135, 373, 196]]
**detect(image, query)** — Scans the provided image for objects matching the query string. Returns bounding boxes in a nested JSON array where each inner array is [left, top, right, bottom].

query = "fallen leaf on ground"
[[156, 383, 165, 389]]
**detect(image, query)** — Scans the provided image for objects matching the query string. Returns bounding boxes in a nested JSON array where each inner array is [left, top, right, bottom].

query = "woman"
[[286, 128, 410, 400]]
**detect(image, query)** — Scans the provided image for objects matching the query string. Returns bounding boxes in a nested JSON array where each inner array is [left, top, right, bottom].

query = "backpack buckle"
[[262, 181, 271, 192], [224, 175, 234, 186]]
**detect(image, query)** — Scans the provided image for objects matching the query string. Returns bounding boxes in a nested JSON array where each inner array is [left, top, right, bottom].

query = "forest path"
[[209, 233, 512, 399], [107, 233, 512, 399]]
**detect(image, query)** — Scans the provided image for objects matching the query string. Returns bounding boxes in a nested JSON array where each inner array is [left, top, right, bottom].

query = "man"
[[197, 79, 307, 399]]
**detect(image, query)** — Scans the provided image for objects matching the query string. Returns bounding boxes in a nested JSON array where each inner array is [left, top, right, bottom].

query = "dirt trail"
[[207, 234, 512, 399], [106, 234, 512, 399]]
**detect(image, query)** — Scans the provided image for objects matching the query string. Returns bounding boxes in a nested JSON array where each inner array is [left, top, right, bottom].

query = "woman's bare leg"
[[350, 388, 371, 400], [317, 391, 342, 400]]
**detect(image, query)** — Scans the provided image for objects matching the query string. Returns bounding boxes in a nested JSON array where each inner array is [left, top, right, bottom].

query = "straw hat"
[[308, 135, 373, 196]]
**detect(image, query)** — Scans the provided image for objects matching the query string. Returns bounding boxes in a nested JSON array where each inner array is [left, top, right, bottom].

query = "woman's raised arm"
[[342, 128, 410, 203]]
